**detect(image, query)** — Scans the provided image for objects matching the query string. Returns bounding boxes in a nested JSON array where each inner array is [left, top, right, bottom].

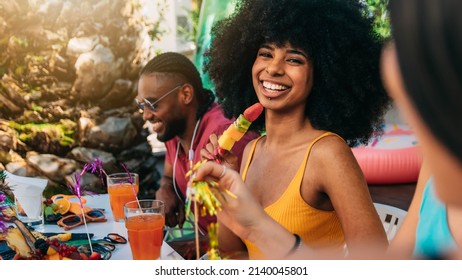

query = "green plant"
[[147, 0, 168, 41], [11, 36, 28, 48], [363, 0, 391, 39], [8, 120, 76, 147], [177, 7, 201, 43], [31, 104, 43, 112], [191, 0, 202, 40], [0, 170, 14, 201]]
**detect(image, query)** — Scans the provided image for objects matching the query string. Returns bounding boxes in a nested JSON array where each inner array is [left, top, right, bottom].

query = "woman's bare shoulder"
[[310, 134, 353, 161]]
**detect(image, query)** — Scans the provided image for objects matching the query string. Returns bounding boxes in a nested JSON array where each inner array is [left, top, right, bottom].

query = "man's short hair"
[[141, 52, 203, 94]]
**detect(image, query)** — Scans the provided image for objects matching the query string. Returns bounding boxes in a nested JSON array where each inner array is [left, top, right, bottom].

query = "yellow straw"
[[194, 198, 200, 260], [224, 189, 237, 199]]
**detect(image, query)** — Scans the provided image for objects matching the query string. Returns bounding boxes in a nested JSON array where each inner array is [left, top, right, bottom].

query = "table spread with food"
[[0, 193, 183, 260]]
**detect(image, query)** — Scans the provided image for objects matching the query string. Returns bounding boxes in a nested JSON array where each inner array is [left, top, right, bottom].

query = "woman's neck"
[[264, 112, 314, 144]]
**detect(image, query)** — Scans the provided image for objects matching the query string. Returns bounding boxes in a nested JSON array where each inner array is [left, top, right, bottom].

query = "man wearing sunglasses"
[[136, 52, 258, 235]]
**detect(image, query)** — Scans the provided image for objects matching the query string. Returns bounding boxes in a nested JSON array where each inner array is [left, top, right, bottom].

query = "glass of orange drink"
[[124, 199, 165, 260], [107, 173, 139, 222]]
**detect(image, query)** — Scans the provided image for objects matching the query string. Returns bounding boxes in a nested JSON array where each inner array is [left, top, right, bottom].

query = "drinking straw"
[[88, 158, 108, 187], [186, 158, 200, 260], [121, 163, 141, 210], [0, 193, 8, 233], [194, 197, 200, 260], [68, 166, 93, 253]]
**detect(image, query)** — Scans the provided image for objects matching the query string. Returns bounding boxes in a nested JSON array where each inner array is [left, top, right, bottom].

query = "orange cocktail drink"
[[107, 173, 139, 222], [124, 200, 165, 260]]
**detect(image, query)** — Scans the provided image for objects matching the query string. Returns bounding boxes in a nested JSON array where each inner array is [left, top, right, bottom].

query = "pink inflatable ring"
[[352, 124, 423, 184]]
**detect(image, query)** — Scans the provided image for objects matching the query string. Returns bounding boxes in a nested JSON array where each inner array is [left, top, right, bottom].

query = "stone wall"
[[0, 0, 167, 198]]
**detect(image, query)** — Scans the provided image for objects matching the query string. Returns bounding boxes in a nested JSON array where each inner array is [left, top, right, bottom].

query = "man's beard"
[[156, 117, 186, 142]]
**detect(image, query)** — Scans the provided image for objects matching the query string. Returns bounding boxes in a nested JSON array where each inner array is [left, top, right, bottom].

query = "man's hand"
[[156, 182, 186, 228]]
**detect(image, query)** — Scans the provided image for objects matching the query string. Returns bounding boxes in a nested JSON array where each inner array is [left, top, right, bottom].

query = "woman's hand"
[[200, 134, 239, 171], [194, 161, 265, 240]]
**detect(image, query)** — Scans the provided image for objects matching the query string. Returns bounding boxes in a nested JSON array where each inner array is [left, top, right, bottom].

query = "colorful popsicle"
[[218, 102, 263, 152]]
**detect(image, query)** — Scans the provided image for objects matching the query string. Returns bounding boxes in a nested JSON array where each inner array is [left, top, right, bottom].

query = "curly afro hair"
[[204, 0, 391, 146]]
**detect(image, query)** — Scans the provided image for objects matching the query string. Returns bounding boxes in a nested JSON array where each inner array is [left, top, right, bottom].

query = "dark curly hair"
[[390, 0, 462, 163], [141, 52, 214, 119], [204, 0, 391, 146]]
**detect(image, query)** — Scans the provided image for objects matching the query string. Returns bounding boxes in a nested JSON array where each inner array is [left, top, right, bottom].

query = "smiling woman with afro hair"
[[200, 0, 391, 260], [205, 0, 390, 147]]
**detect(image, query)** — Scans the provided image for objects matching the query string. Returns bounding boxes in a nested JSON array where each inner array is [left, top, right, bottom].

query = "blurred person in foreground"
[[195, 0, 462, 259], [135, 52, 258, 235], [384, 0, 462, 260]]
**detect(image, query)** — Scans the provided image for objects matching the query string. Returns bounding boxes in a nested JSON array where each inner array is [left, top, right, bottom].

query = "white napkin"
[[5, 171, 48, 219]]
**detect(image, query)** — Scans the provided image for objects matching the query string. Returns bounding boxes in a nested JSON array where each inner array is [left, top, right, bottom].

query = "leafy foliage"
[[0, 170, 14, 202], [8, 120, 76, 147], [363, 0, 391, 39], [147, 0, 169, 41]]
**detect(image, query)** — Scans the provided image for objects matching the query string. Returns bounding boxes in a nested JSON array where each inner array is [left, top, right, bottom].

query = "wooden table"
[[369, 182, 416, 211]]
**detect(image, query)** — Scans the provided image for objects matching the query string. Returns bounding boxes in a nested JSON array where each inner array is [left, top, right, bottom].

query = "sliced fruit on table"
[[55, 199, 71, 214]]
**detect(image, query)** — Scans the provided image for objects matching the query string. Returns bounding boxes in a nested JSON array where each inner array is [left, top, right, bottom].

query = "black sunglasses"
[[135, 84, 183, 112], [103, 233, 127, 244], [99, 233, 127, 251]]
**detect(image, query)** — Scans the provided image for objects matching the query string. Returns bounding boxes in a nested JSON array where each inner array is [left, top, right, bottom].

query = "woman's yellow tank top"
[[241, 132, 346, 259]]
